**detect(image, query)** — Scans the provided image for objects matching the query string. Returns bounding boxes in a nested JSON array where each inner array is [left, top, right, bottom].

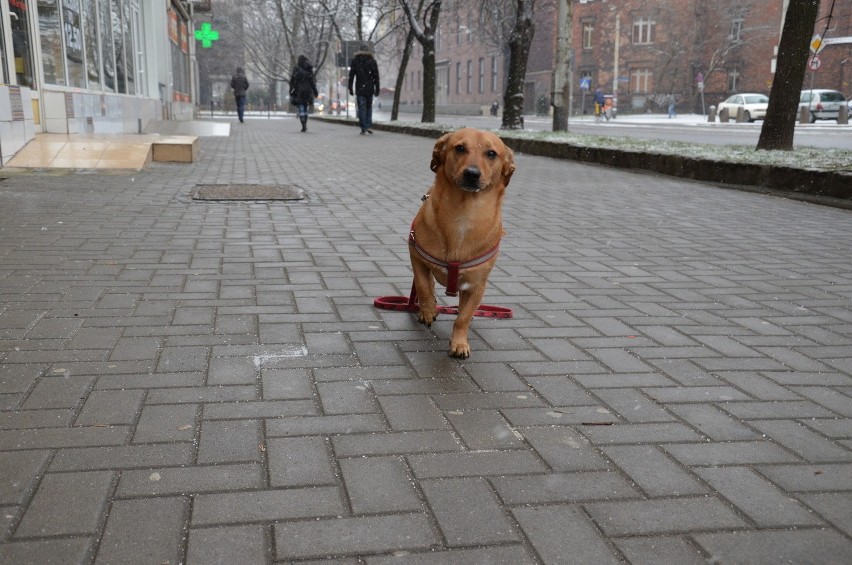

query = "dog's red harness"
[[373, 221, 512, 319], [408, 224, 500, 297]]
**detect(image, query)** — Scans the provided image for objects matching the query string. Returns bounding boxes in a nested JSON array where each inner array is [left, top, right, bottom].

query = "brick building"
[[396, 0, 852, 116]]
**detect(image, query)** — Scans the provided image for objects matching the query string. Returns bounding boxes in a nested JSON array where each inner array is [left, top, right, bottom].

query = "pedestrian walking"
[[490, 100, 499, 117], [348, 44, 380, 134], [666, 93, 677, 118], [230, 67, 249, 123], [289, 55, 319, 133], [593, 88, 606, 123]]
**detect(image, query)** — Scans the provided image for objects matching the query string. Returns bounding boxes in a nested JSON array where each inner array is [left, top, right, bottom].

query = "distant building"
[[193, 0, 247, 110], [1, 0, 196, 165], [396, 0, 852, 117]]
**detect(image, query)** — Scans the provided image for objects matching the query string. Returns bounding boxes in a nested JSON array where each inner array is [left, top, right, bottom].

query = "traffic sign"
[[580, 77, 591, 90], [808, 56, 821, 71], [810, 34, 824, 54]]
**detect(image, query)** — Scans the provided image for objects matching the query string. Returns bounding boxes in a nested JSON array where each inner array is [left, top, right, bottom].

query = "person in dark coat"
[[348, 45, 380, 134], [289, 55, 319, 132], [230, 67, 249, 123]]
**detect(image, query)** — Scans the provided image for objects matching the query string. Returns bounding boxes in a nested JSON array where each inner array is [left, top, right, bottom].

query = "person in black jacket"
[[289, 55, 319, 132], [230, 67, 249, 123], [348, 45, 380, 134]]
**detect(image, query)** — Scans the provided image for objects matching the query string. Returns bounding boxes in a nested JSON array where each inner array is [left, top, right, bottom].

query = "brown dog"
[[408, 128, 515, 358]]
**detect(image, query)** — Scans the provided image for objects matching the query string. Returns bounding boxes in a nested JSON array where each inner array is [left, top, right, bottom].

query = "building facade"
[[1, 0, 196, 165], [397, 0, 851, 117]]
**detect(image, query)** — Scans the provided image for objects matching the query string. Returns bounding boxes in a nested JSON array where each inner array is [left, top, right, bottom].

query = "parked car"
[[717, 93, 769, 122], [799, 89, 847, 122]]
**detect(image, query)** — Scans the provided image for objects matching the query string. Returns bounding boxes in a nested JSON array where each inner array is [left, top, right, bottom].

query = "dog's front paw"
[[449, 340, 471, 359], [417, 307, 438, 327]]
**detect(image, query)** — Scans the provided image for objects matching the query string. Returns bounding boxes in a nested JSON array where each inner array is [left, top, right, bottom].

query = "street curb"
[[318, 116, 852, 209]]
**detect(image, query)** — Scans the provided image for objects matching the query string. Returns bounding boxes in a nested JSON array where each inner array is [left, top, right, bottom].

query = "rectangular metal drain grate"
[[192, 184, 304, 201]]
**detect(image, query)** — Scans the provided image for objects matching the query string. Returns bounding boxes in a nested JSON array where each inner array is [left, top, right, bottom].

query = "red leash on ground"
[[373, 283, 513, 319]]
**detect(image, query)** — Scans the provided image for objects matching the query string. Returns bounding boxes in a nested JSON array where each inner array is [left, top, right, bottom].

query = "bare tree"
[[400, 0, 443, 122], [757, 0, 820, 150]]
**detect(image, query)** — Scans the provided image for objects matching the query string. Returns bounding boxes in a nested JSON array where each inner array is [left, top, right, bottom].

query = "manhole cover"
[[192, 184, 304, 201]]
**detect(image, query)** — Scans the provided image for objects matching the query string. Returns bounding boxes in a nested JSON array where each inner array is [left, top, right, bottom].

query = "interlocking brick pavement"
[[1, 117, 851, 563]]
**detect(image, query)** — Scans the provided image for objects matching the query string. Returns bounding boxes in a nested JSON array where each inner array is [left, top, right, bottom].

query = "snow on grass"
[[501, 129, 851, 172], [349, 116, 851, 173]]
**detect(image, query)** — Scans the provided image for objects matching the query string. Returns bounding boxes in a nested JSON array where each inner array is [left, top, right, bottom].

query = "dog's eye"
[[486, 150, 498, 160], [454, 145, 467, 154]]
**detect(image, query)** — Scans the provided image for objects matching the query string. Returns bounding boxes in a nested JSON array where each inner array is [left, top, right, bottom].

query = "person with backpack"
[[348, 45, 380, 134], [289, 55, 319, 133], [230, 67, 249, 123]]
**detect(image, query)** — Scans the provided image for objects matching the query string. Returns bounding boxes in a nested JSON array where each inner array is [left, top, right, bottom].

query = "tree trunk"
[[421, 40, 437, 122], [502, 1, 535, 130], [552, 0, 573, 131], [392, 29, 416, 121], [420, 2, 442, 123], [756, 0, 820, 150]]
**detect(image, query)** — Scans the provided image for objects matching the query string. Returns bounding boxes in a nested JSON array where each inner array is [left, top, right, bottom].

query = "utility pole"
[[552, 0, 573, 131]]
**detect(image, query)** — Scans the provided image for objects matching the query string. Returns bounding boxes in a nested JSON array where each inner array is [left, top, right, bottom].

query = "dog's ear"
[[430, 133, 452, 172], [502, 147, 516, 184]]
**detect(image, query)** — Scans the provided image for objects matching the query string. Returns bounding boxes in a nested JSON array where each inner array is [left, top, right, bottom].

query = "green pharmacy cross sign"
[[195, 22, 219, 48]]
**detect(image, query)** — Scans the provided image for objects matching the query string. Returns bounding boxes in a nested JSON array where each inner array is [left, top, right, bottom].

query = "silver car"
[[799, 89, 847, 122]]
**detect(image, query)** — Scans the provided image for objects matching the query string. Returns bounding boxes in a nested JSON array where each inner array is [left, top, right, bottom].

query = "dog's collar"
[[408, 222, 500, 297]]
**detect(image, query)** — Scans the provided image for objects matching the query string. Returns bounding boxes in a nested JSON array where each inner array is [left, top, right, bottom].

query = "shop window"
[[83, 0, 100, 89], [0, 6, 7, 83], [11, 0, 35, 88], [123, 0, 135, 94], [64, 0, 85, 87], [38, 0, 66, 86], [100, 0, 115, 91], [111, 0, 125, 93]]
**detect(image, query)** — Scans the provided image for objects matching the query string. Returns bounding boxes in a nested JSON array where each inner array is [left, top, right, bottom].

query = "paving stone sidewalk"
[[1, 117, 851, 564]]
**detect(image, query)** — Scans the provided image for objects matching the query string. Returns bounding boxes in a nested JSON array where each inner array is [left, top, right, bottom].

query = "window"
[[10, 0, 36, 87], [436, 23, 442, 50], [466, 60, 471, 93], [38, 0, 67, 85], [632, 16, 655, 44], [583, 21, 594, 50], [83, 0, 101, 90], [112, 0, 126, 93], [730, 16, 744, 42], [101, 0, 116, 91], [0, 14, 7, 83], [630, 68, 652, 93], [491, 56, 497, 92], [456, 17, 462, 45], [456, 62, 461, 94], [123, 0, 137, 95], [727, 68, 740, 91], [478, 58, 484, 93], [64, 0, 86, 88]]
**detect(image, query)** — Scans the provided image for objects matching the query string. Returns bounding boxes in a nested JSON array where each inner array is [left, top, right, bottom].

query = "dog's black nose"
[[462, 167, 481, 185]]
